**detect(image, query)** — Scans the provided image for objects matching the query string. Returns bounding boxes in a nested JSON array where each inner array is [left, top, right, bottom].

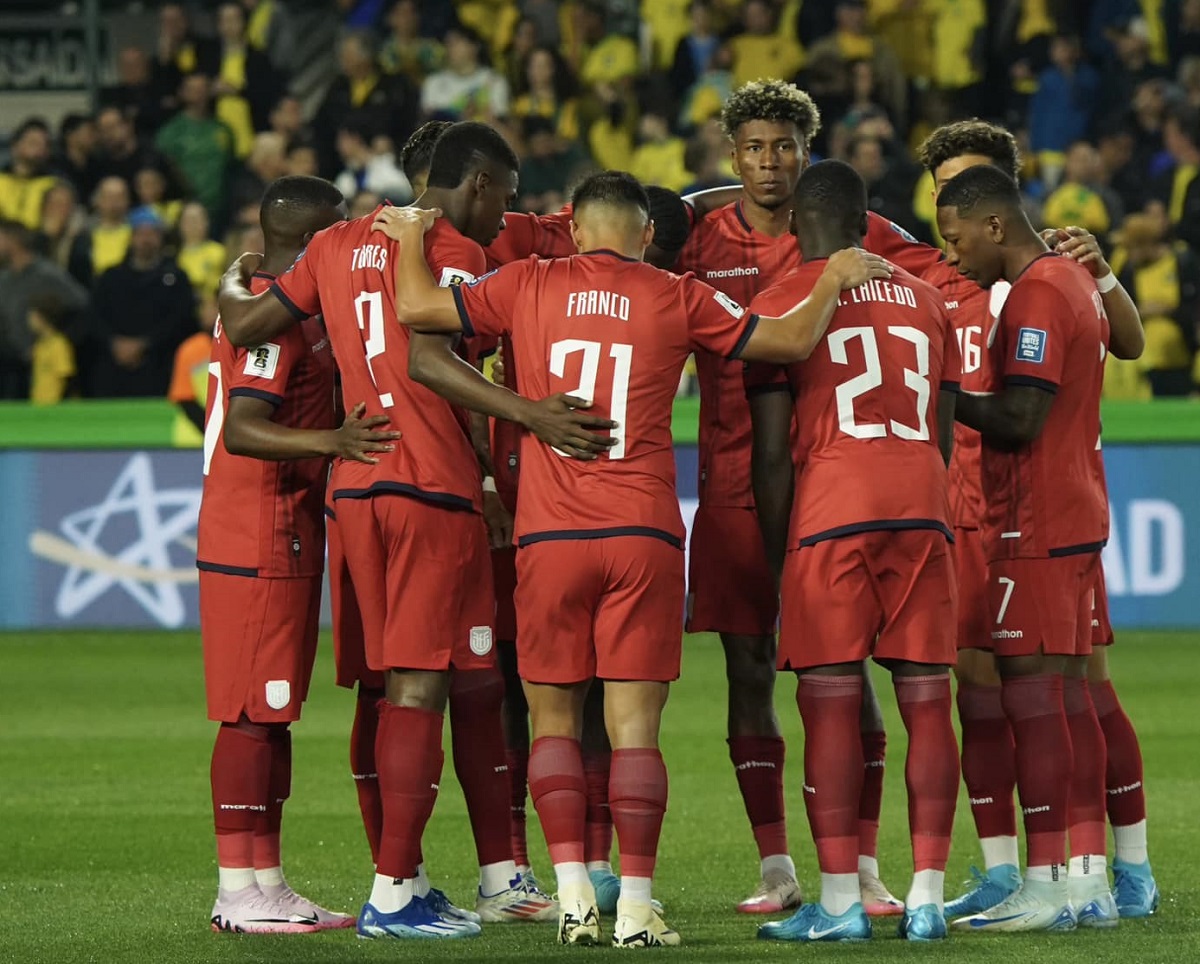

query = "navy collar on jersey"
[[252, 270, 277, 281], [1012, 249, 1058, 284], [580, 248, 640, 263], [734, 201, 753, 233]]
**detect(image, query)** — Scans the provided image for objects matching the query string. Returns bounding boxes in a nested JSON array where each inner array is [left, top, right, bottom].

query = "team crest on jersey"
[[440, 266, 477, 287], [469, 626, 494, 656], [244, 342, 281, 378], [1016, 327, 1047, 363], [714, 291, 746, 319], [265, 679, 291, 710]]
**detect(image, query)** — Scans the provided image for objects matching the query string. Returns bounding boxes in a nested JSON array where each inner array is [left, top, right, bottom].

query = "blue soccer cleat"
[[944, 865, 1021, 920], [898, 903, 948, 941], [356, 895, 481, 940], [1112, 858, 1160, 919], [757, 902, 872, 942], [426, 888, 482, 925]]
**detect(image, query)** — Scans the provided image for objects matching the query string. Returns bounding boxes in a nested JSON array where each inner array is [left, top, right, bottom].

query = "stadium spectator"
[[1028, 35, 1102, 187], [682, 118, 738, 194], [200, 2, 285, 134], [155, 74, 236, 226], [286, 143, 320, 178], [573, 1, 641, 90], [928, 0, 987, 119], [511, 45, 581, 143], [380, 0, 445, 82], [152, 2, 203, 112], [176, 201, 227, 303], [629, 110, 693, 193], [333, 121, 413, 203], [0, 119, 57, 231], [1157, 104, 1200, 250], [847, 134, 924, 240], [1096, 121, 1146, 216], [727, 0, 805, 90], [88, 207, 195, 398], [0, 219, 88, 400], [1042, 141, 1115, 240], [38, 183, 86, 271], [27, 291, 79, 405], [421, 24, 511, 122], [516, 116, 584, 213], [52, 114, 100, 201], [1099, 18, 1172, 122], [228, 132, 291, 218], [133, 163, 182, 228], [502, 17, 541, 91], [668, 1, 721, 100], [806, 1, 907, 131], [677, 43, 734, 132], [68, 177, 132, 289], [100, 45, 168, 137], [1171, 0, 1200, 63], [93, 106, 177, 197], [266, 95, 308, 149]]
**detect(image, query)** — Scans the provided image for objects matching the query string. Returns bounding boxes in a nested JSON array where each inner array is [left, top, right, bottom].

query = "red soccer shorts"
[[686, 505, 778, 636], [986, 552, 1100, 658], [778, 529, 957, 671], [200, 570, 321, 723], [954, 526, 992, 651], [1091, 566, 1115, 647], [493, 546, 518, 642], [333, 494, 496, 673], [327, 507, 385, 690], [516, 536, 685, 685]]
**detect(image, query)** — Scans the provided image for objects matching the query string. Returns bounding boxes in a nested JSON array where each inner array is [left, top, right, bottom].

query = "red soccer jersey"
[[746, 261, 960, 549], [977, 253, 1110, 559], [453, 250, 756, 544], [677, 202, 943, 507], [483, 209, 575, 270], [198, 271, 336, 577], [271, 213, 488, 512]]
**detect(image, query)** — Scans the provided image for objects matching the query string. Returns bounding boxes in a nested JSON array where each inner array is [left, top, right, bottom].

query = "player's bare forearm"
[[954, 385, 1054, 448], [224, 397, 399, 463], [217, 261, 297, 347], [468, 371, 497, 478], [936, 390, 956, 466], [684, 185, 742, 217], [372, 208, 462, 331], [1103, 283, 1145, 360], [749, 389, 795, 582]]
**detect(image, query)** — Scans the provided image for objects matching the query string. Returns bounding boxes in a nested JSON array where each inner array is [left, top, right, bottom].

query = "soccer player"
[[672, 79, 942, 915], [201, 174, 392, 934], [370, 170, 893, 946], [916, 120, 1158, 920], [217, 123, 608, 939], [937, 164, 1112, 931], [747, 160, 961, 944]]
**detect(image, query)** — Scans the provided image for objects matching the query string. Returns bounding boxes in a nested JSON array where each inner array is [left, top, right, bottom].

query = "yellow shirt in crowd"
[[30, 330, 76, 405]]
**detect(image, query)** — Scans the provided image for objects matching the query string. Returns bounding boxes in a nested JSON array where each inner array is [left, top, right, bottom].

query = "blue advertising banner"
[[0, 445, 1193, 630]]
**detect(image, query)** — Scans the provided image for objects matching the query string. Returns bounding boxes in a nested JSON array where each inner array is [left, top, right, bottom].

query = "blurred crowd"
[[2, 0, 1200, 414]]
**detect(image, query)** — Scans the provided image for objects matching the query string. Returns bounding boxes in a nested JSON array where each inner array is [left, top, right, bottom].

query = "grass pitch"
[[1, 630, 1195, 963]]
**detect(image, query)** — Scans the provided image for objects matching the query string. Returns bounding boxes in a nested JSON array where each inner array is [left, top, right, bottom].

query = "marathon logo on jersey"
[[1016, 327, 1047, 363], [469, 625, 493, 656], [244, 342, 281, 379], [439, 266, 477, 288], [705, 266, 758, 280], [265, 679, 291, 710], [714, 291, 746, 319]]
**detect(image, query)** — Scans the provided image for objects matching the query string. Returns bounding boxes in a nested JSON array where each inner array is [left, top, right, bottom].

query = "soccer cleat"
[[210, 883, 320, 934], [612, 899, 681, 948], [519, 868, 544, 893], [953, 879, 1076, 933], [427, 888, 482, 925], [476, 874, 559, 923], [1070, 875, 1120, 929], [757, 902, 872, 943], [898, 903, 947, 941], [557, 883, 601, 945], [1112, 858, 1160, 919], [356, 895, 481, 940], [944, 864, 1021, 919], [859, 871, 904, 916], [735, 868, 803, 914], [591, 868, 622, 914], [259, 882, 355, 930]]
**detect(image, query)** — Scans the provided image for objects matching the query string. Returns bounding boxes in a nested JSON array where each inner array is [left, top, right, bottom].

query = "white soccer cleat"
[[476, 874, 558, 923], [735, 868, 803, 914], [557, 882, 601, 945], [259, 882, 355, 930], [1070, 875, 1120, 929], [612, 898, 681, 948], [859, 872, 905, 916], [210, 883, 320, 934], [953, 879, 1077, 933]]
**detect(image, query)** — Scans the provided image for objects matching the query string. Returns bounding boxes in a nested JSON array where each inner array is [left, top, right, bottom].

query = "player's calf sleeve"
[[1001, 675, 1071, 868], [727, 735, 788, 861], [507, 745, 531, 868], [351, 690, 383, 864], [449, 668, 515, 868], [796, 675, 864, 875], [211, 721, 272, 871], [609, 748, 668, 880], [957, 683, 1018, 842], [857, 728, 886, 862], [583, 750, 613, 865], [528, 736, 587, 866], [895, 676, 959, 873], [253, 725, 291, 873], [1064, 677, 1107, 859], [1090, 679, 1147, 829], [375, 702, 444, 880]]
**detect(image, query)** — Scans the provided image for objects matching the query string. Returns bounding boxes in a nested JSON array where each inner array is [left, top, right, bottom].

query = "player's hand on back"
[[334, 402, 402, 464], [825, 248, 893, 290], [371, 205, 441, 242], [482, 490, 514, 548], [525, 394, 618, 460], [492, 344, 507, 387]]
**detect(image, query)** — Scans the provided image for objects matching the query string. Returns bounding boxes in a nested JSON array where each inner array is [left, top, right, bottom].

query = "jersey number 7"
[[829, 326, 932, 441], [549, 338, 632, 460]]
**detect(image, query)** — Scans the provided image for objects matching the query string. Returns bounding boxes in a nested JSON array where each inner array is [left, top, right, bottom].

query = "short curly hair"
[[720, 79, 821, 146], [916, 119, 1021, 182]]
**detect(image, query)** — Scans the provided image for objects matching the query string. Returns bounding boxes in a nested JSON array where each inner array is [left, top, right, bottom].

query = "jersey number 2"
[[549, 339, 631, 459], [829, 326, 931, 440], [354, 290, 392, 407]]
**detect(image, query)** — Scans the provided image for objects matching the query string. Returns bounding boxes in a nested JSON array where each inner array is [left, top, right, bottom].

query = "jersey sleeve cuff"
[[269, 283, 309, 321], [728, 313, 760, 360], [451, 285, 475, 337], [1004, 374, 1059, 394], [229, 386, 284, 407]]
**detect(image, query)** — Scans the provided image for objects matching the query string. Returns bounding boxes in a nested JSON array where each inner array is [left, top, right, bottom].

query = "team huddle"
[[198, 79, 1160, 947]]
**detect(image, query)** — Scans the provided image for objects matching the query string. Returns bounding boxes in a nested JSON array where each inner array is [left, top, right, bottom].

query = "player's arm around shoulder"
[[218, 254, 305, 348], [1046, 226, 1144, 360]]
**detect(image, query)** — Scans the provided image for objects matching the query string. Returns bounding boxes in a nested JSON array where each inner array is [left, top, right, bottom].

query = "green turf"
[[0, 631, 1194, 963]]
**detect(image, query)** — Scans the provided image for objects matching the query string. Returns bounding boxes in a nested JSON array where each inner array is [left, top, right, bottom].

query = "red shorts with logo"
[[778, 529, 957, 671], [1091, 567, 1115, 647], [492, 546, 518, 642], [200, 570, 321, 723], [327, 506, 385, 690], [334, 494, 496, 673], [516, 535, 685, 685], [954, 526, 992, 651], [686, 505, 778, 636], [986, 552, 1100, 658]]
